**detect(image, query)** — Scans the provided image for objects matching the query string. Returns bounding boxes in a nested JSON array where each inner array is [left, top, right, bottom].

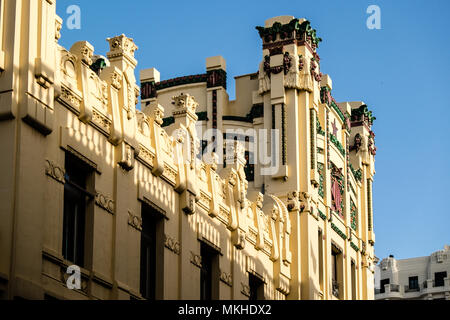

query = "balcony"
[[374, 283, 403, 299], [404, 285, 420, 293], [376, 278, 450, 300], [389, 284, 400, 292]]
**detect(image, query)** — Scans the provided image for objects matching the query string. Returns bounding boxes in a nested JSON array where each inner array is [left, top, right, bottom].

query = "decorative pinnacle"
[[106, 34, 138, 64], [171, 93, 199, 119]]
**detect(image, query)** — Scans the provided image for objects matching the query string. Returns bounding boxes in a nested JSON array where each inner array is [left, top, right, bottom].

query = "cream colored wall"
[[0, 4, 376, 301]]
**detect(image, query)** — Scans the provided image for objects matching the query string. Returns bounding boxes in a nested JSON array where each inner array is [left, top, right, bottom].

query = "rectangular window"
[[408, 276, 419, 290], [331, 245, 342, 299], [351, 260, 356, 300], [140, 203, 164, 300], [318, 230, 324, 292], [62, 152, 94, 267], [249, 273, 265, 300], [434, 272, 447, 287], [244, 151, 254, 182], [200, 242, 219, 300], [380, 278, 390, 293]]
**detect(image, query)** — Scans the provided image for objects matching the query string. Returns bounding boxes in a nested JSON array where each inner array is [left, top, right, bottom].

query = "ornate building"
[[0, 1, 376, 300]]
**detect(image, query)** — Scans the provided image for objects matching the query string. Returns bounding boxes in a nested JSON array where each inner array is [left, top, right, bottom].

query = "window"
[[331, 245, 342, 299], [408, 276, 419, 290], [351, 260, 356, 300], [244, 151, 255, 182], [380, 278, 390, 293], [249, 273, 265, 300], [200, 243, 219, 300], [62, 152, 94, 267], [140, 203, 164, 300], [318, 230, 324, 292], [434, 272, 447, 287]]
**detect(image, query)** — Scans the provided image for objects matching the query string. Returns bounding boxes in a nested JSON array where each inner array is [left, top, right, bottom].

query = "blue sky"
[[56, 0, 450, 260]]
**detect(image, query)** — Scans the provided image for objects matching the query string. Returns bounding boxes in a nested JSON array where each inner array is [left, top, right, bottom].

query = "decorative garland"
[[256, 19, 322, 48], [351, 104, 376, 125], [331, 223, 347, 240], [318, 209, 327, 221], [316, 118, 325, 136], [350, 164, 362, 182], [350, 241, 360, 252], [350, 199, 358, 231], [330, 133, 346, 157], [317, 163, 325, 199]]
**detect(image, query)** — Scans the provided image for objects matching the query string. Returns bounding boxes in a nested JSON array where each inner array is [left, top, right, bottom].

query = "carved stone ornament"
[[95, 192, 115, 214], [190, 251, 202, 268], [258, 56, 271, 94], [350, 133, 362, 152], [118, 143, 134, 171], [106, 34, 138, 62], [110, 70, 123, 90], [45, 159, 65, 184], [220, 270, 233, 287], [232, 229, 246, 250], [241, 282, 251, 297], [55, 16, 62, 42], [287, 191, 300, 212], [128, 211, 142, 231], [164, 235, 181, 255], [70, 41, 94, 65], [172, 93, 199, 120]]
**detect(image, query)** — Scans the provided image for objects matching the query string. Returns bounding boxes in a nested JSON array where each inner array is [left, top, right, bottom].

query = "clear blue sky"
[[56, 0, 450, 260]]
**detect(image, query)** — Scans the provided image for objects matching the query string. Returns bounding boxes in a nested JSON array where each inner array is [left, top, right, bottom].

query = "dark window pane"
[[435, 272, 447, 287], [200, 244, 213, 300], [140, 210, 157, 300], [380, 278, 390, 293], [62, 153, 91, 267], [408, 276, 419, 290], [249, 274, 264, 300]]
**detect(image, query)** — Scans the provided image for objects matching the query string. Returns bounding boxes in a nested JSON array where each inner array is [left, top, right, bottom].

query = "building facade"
[[375, 246, 450, 300], [0, 0, 377, 300]]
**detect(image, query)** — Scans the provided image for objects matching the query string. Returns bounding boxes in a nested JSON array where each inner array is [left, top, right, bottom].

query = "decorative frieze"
[[57, 85, 82, 113], [45, 159, 65, 184], [241, 282, 251, 297], [190, 251, 202, 268], [127, 211, 142, 231], [164, 235, 181, 255], [136, 145, 155, 169], [95, 192, 115, 214], [220, 270, 233, 287], [91, 108, 111, 134]]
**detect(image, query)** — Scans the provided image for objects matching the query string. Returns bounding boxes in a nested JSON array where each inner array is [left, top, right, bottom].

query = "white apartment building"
[[375, 245, 450, 300]]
